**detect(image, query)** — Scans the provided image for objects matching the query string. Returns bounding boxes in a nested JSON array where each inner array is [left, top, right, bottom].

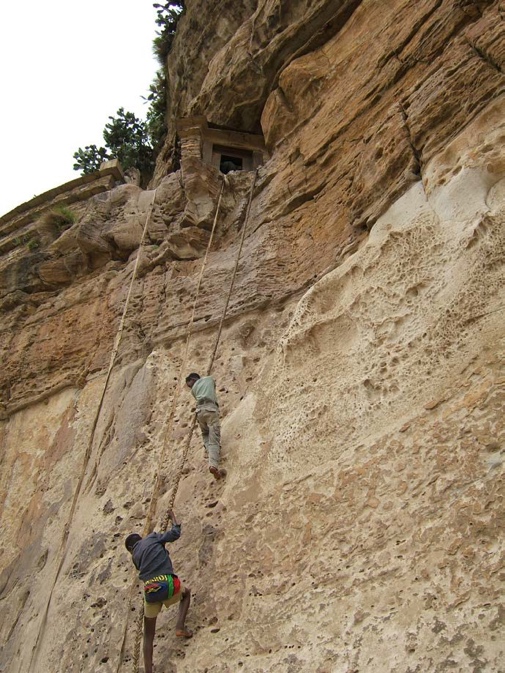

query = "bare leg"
[[143, 616, 157, 673], [175, 588, 193, 638]]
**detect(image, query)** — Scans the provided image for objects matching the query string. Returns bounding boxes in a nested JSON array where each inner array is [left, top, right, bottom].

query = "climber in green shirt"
[[185, 372, 226, 480]]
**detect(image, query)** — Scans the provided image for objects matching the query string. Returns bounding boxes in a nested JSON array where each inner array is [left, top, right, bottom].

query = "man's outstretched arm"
[[159, 509, 181, 543]]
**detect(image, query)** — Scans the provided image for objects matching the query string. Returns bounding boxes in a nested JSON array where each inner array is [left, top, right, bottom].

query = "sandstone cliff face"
[[1, 1, 504, 672]]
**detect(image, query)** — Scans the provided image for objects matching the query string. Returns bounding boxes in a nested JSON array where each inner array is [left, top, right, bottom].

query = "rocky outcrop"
[[0, 2, 504, 673]]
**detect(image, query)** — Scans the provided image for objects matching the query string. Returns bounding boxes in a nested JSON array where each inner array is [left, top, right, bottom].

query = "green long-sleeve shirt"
[[191, 376, 219, 409]]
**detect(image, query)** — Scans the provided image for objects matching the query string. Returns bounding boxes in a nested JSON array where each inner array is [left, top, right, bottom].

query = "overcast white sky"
[[0, 1, 160, 216]]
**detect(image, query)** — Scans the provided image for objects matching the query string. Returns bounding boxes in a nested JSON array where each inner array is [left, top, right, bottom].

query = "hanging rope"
[[205, 169, 257, 374], [27, 192, 157, 673], [160, 170, 257, 527], [116, 178, 226, 673], [86, 196, 160, 489], [145, 179, 227, 534], [124, 169, 258, 673]]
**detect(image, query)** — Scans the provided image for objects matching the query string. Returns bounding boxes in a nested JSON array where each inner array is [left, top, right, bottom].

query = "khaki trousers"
[[196, 408, 221, 468]]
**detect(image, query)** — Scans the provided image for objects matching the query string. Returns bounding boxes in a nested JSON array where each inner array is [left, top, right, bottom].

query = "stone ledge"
[[0, 160, 125, 238]]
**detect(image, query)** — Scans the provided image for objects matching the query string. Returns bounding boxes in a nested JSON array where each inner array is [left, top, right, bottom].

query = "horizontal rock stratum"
[[0, 1, 504, 672]]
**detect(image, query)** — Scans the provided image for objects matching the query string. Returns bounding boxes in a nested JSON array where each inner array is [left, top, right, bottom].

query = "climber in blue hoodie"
[[125, 509, 192, 673]]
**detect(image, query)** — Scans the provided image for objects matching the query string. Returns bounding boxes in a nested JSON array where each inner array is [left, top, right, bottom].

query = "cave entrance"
[[219, 154, 243, 174], [213, 146, 253, 174], [176, 117, 268, 173]]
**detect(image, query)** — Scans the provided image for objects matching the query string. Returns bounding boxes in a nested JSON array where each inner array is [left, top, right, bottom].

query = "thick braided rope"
[[144, 179, 226, 534], [27, 192, 157, 673], [117, 179, 226, 673], [205, 169, 257, 372], [159, 170, 257, 528], [130, 170, 257, 672], [86, 195, 159, 487]]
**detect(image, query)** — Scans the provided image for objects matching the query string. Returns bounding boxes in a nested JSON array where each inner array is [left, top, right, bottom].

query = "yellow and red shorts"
[[143, 574, 183, 618]]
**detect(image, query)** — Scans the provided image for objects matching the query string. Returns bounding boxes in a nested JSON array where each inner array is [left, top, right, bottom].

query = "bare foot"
[[176, 629, 193, 638]]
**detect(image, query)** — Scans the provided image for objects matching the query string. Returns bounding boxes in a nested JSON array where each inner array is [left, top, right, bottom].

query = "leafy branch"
[[73, 108, 154, 178], [72, 3, 185, 180], [153, 1, 185, 64]]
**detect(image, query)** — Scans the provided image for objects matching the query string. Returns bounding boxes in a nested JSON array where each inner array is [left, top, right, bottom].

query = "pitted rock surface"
[[0, 2, 504, 672]]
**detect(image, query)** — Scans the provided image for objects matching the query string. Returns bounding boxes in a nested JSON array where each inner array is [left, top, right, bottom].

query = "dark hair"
[[125, 533, 142, 552], [185, 372, 200, 384]]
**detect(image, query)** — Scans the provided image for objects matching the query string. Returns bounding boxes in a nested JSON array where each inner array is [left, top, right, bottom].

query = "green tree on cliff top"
[[73, 108, 154, 177], [73, 2, 185, 179]]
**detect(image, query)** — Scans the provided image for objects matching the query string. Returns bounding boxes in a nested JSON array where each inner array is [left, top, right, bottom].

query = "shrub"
[[53, 205, 77, 226], [12, 233, 39, 249], [103, 108, 154, 174], [144, 69, 168, 150], [153, 2, 185, 65], [72, 3, 185, 181], [73, 108, 154, 180], [36, 205, 77, 241], [26, 237, 40, 251], [73, 145, 109, 175]]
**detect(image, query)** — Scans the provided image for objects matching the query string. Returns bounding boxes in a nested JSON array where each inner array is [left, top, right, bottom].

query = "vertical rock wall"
[[0, 1, 504, 672]]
